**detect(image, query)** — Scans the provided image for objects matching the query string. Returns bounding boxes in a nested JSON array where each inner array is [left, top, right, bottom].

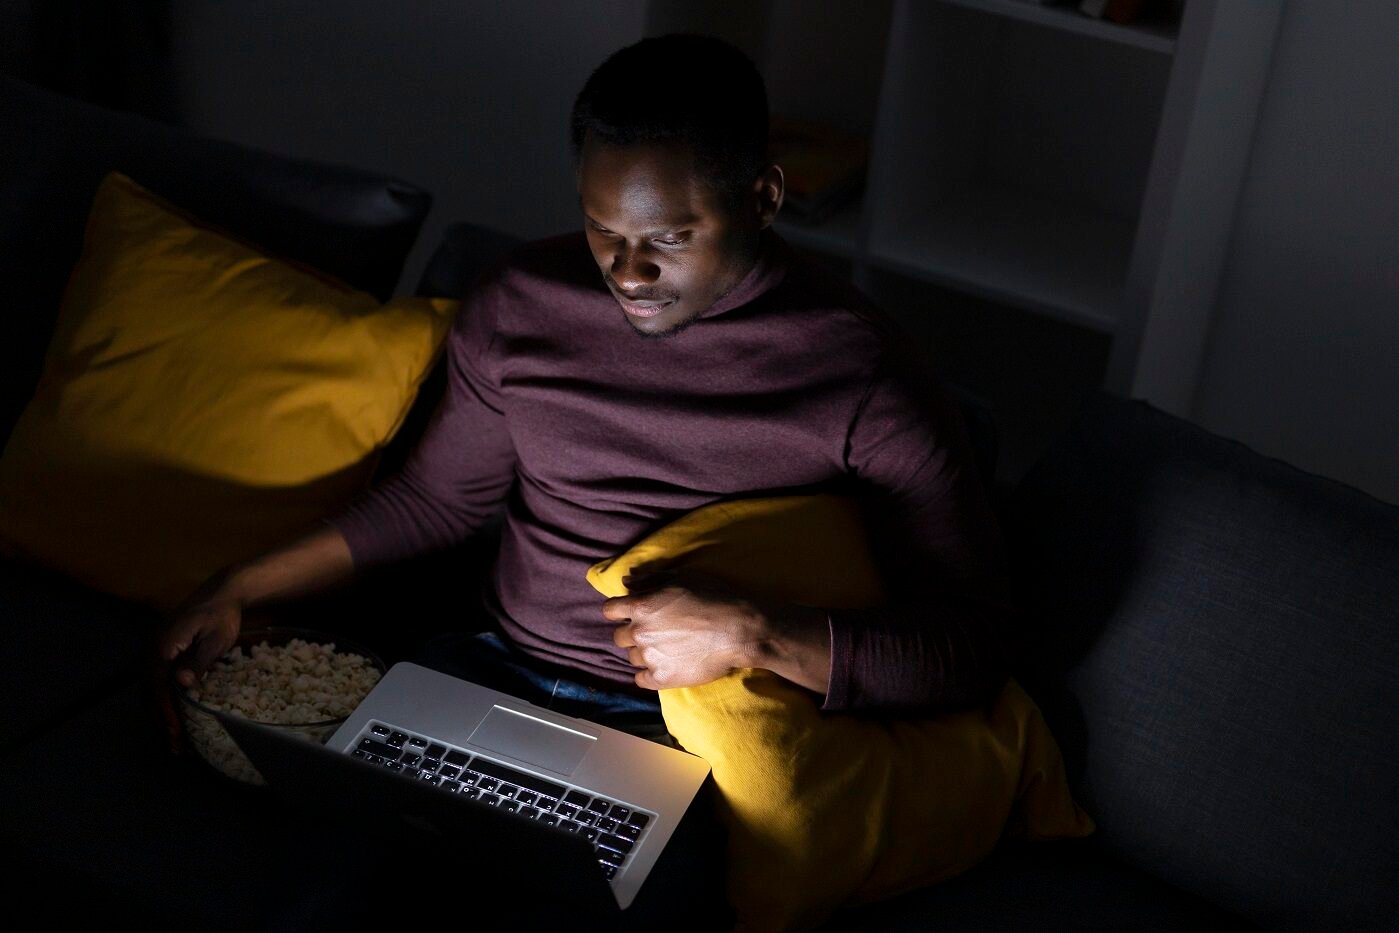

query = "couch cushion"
[[1006, 393, 1399, 931], [0, 75, 432, 447], [0, 559, 154, 746], [822, 838, 1254, 931]]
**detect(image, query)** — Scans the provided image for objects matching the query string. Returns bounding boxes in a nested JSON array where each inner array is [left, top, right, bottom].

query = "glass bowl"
[[173, 626, 386, 786]]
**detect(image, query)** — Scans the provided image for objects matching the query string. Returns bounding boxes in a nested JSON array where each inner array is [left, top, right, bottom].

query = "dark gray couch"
[[2, 76, 1395, 931]]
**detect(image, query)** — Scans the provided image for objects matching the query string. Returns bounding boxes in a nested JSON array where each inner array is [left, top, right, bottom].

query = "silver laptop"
[[318, 660, 711, 910]]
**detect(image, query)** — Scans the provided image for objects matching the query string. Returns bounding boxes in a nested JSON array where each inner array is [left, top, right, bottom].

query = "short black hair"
[[570, 34, 769, 207]]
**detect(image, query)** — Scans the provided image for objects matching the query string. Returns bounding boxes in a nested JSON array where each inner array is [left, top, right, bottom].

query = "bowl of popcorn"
[[175, 627, 386, 786]]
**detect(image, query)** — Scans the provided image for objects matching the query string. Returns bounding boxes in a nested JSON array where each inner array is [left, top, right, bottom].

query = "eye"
[[655, 236, 684, 247]]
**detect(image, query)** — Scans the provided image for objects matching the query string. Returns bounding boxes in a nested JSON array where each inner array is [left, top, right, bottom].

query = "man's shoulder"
[[774, 242, 911, 361]]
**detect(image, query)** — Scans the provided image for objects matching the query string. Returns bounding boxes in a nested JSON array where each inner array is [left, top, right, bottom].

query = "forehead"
[[577, 136, 717, 228]]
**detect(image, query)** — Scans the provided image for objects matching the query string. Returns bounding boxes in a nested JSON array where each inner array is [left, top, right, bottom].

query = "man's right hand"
[[155, 525, 356, 689], [159, 577, 246, 689]]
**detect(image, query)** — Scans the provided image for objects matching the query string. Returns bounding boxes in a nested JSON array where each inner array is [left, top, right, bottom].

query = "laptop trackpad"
[[467, 706, 596, 775]]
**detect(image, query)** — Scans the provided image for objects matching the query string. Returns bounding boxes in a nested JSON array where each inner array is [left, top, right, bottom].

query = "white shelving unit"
[[655, 0, 1281, 404]]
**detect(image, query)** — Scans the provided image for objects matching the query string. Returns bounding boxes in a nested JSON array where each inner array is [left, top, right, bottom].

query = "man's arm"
[[159, 524, 356, 686], [820, 355, 1011, 713], [605, 354, 1008, 714], [326, 270, 518, 568]]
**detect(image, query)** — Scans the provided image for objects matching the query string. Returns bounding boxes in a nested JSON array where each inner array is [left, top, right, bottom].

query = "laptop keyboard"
[[349, 721, 653, 882]]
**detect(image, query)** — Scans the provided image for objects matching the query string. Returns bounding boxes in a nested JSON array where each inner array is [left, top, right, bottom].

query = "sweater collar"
[[696, 228, 790, 321]]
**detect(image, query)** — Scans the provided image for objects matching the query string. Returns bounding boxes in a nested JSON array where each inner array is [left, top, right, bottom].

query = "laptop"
[[219, 660, 711, 916]]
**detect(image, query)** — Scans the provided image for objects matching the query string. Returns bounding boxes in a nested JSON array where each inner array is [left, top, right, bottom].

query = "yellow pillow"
[[588, 495, 1094, 932], [0, 172, 457, 610]]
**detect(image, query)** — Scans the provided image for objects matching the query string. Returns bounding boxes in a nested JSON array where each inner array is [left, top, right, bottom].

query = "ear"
[[755, 164, 785, 229]]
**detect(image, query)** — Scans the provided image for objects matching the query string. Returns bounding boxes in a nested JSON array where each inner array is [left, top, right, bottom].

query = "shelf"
[[937, 0, 1177, 55], [774, 200, 864, 259], [867, 185, 1134, 333]]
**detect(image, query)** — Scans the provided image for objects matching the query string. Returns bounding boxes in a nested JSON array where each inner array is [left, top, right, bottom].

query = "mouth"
[[613, 293, 676, 318]]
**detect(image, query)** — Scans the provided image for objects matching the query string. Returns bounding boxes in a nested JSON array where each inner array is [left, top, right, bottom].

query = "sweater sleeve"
[[821, 355, 1012, 715], [325, 271, 517, 570]]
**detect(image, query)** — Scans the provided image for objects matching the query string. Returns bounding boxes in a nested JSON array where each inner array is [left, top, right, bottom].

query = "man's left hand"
[[603, 570, 772, 691]]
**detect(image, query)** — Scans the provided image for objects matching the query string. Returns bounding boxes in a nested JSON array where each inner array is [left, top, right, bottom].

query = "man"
[[158, 33, 1009, 916], [161, 34, 1008, 718]]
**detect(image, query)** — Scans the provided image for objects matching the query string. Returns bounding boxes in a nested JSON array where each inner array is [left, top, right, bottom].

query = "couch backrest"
[[1007, 392, 1398, 931], [0, 76, 432, 449]]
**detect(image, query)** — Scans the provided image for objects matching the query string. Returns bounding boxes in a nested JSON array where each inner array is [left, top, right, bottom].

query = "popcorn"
[[181, 637, 383, 785]]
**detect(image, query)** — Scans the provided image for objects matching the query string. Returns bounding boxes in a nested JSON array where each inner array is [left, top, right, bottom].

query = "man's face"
[[578, 135, 765, 338]]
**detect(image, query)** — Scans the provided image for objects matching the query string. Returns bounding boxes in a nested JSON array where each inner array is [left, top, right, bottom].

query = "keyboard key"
[[617, 823, 641, 840], [469, 760, 567, 801], [444, 750, 470, 767], [421, 759, 440, 774], [586, 799, 610, 815], [565, 791, 591, 807], [556, 803, 579, 820], [599, 863, 617, 880], [371, 724, 390, 737], [574, 811, 598, 826], [461, 788, 480, 800], [408, 736, 428, 749], [579, 827, 600, 843], [501, 800, 520, 813], [498, 784, 519, 798], [516, 791, 538, 807], [597, 833, 633, 855], [439, 766, 461, 781], [425, 744, 447, 759], [482, 794, 502, 807], [418, 773, 440, 786], [536, 796, 558, 811], [352, 750, 367, 759], [401, 767, 421, 779], [440, 780, 461, 792], [357, 738, 401, 760], [459, 771, 480, 787], [597, 817, 618, 833], [385, 761, 402, 772], [477, 778, 499, 793], [540, 814, 560, 826], [627, 812, 650, 829], [388, 732, 408, 748], [607, 805, 630, 821], [401, 753, 422, 768], [366, 755, 384, 765], [596, 847, 625, 867]]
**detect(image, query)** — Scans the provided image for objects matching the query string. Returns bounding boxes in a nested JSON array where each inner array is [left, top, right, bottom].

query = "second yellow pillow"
[[588, 495, 1094, 932]]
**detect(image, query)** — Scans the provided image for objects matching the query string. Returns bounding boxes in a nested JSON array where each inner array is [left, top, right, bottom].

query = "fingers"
[[634, 669, 659, 691], [600, 595, 634, 622], [612, 622, 636, 648], [159, 615, 201, 662], [177, 629, 230, 688]]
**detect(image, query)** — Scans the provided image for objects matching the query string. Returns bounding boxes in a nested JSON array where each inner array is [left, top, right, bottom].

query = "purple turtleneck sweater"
[[328, 231, 1010, 713]]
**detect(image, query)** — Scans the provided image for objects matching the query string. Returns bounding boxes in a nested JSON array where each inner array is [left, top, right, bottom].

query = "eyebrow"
[[581, 207, 698, 234]]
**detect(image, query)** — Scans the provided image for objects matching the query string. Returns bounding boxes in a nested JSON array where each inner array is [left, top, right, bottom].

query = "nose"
[[610, 244, 660, 293]]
